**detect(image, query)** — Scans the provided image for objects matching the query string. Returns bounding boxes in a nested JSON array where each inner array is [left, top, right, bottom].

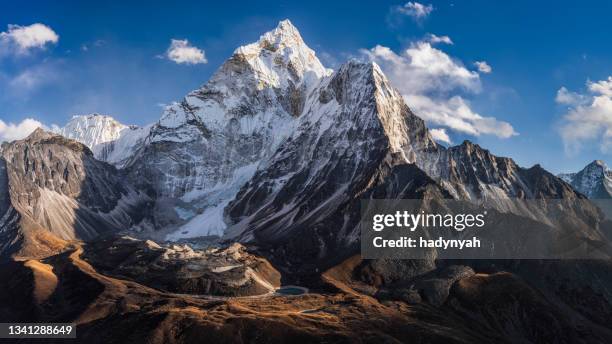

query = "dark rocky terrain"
[[82, 236, 281, 297]]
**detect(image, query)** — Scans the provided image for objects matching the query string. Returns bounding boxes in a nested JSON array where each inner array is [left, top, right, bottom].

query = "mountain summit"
[[56, 114, 150, 168], [559, 160, 612, 198]]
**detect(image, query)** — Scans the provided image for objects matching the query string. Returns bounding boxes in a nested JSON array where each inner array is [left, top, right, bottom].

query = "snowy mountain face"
[[57, 114, 150, 168], [59, 114, 127, 148], [121, 20, 332, 238], [559, 160, 612, 199], [52, 20, 589, 250], [223, 59, 586, 264], [225, 60, 430, 232]]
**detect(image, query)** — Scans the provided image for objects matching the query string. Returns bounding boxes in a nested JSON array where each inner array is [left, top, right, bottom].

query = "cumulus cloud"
[[474, 61, 492, 74], [165, 39, 207, 65], [394, 2, 434, 21], [555, 86, 587, 106], [362, 40, 517, 139], [588, 77, 612, 97], [426, 34, 453, 45], [405, 94, 516, 138], [0, 23, 58, 54], [363, 43, 480, 94], [0, 118, 46, 142], [558, 76, 612, 154], [429, 128, 451, 144]]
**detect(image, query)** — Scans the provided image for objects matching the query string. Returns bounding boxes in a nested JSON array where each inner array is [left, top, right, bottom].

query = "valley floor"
[[2, 240, 612, 343]]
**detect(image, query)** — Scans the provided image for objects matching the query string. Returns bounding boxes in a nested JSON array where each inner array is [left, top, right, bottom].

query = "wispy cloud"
[[430, 128, 451, 144], [165, 39, 207, 65], [426, 33, 453, 45], [394, 2, 434, 21], [81, 39, 106, 52], [0, 23, 58, 55], [474, 61, 492, 74], [0, 118, 57, 142], [4, 60, 62, 99], [362, 39, 517, 139], [557, 76, 612, 154]]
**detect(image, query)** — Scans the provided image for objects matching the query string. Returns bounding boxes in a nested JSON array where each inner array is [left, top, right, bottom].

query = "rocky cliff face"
[[0, 128, 151, 258]]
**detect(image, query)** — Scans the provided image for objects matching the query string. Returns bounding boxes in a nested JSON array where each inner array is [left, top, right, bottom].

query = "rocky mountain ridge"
[[0, 128, 151, 259]]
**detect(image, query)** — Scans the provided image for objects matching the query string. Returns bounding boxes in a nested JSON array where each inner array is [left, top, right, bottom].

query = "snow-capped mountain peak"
[[258, 19, 303, 48], [58, 113, 127, 148], [233, 19, 329, 89], [593, 160, 608, 169], [559, 160, 612, 198], [57, 113, 150, 168]]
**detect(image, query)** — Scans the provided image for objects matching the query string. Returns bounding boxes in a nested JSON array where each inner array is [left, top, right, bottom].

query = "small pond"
[[275, 286, 308, 296]]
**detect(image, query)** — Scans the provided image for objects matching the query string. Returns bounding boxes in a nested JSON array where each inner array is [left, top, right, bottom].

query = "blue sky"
[[1, 0, 612, 173]]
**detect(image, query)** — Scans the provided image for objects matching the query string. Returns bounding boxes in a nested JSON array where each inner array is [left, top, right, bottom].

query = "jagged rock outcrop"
[[82, 236, 281, 296]]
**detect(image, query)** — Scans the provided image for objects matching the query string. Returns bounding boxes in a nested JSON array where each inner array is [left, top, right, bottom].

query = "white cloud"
[[0, 118, 46, 142], [165, 39, 207, 65], [558, 76, 612, 154], [426, 34, 453, 45], [0, 23, 58, 54], [363, 43, 480, 94], [474, 61, 492, 74], [362, 40, 517, 139], [405, 94, 516, 138], [430, 128, 451, 144], [555, 86, 586, 106], [395, 2, 434, 21], [588, 77, 612, 97]]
